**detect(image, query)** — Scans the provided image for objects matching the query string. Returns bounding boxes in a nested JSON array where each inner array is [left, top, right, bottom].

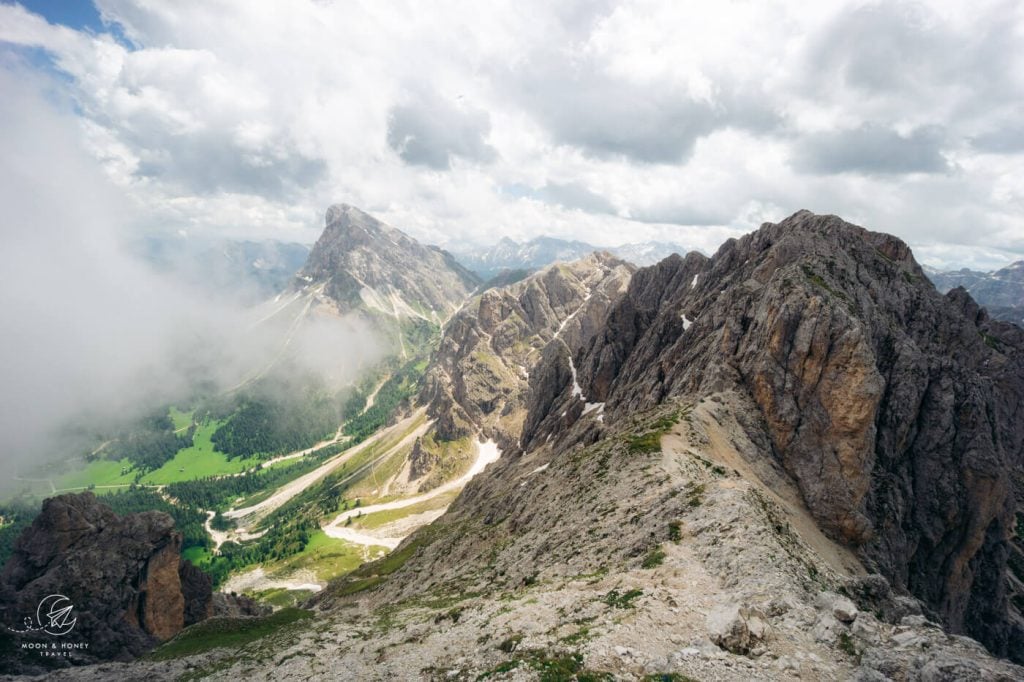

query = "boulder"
[[817, 591, 859, 623], [706, 603, 768, 655]]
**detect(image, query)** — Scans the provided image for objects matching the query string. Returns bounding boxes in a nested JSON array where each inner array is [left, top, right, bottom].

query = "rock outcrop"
[[705, 603, 769, 655], [179, 558, 214, 626], [407, 437, 439, 480], [523, 210, 1024, 661], [0, 493, 212, 673]]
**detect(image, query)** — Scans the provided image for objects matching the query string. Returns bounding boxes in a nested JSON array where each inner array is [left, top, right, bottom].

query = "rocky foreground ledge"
[[0, 493, 264, 675]]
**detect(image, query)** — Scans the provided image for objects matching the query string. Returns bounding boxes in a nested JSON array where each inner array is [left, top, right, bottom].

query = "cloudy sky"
[[1, 0, 1023, 269]]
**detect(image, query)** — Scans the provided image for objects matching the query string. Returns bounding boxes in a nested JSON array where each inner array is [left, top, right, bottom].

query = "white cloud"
[[0, 64, 383, 480], [0, 0, 1021, 268]]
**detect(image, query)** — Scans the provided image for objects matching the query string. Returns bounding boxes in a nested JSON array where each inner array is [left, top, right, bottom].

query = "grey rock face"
[[524, 210, 1024, 662], [298, 204, 480, 318], [420, 252, 633, 449]]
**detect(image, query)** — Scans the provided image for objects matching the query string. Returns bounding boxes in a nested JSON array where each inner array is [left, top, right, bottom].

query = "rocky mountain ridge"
[[239, 210, 1019, 680], [12, 209, 1024, 681], [522, 210, 1024, 662], [421, 252, 634, 450], [283, 209, 1022, 678]]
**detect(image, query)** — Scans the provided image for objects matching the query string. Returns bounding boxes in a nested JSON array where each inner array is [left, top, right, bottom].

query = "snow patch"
[[691, 274, 699, 288], [568, 354, 584, 400], [583, 401, 604, 416], [681, 314, 693, 330]]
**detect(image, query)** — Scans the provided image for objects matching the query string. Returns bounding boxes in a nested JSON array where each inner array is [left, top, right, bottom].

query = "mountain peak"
[[324, 202, 368, 225], [772, 210, 915, 264], [321, 203, 393, 243], [297, 205, 479, 318]]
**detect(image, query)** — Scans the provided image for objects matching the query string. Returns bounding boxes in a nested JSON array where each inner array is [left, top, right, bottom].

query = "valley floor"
[[11, 401, 502, 608]]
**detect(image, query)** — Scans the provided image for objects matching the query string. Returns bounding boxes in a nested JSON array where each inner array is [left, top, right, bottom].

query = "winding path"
[[322, 439, 501, 548], [224, 410, 429, 525]]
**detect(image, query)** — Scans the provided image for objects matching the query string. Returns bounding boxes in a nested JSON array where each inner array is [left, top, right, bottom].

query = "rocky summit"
[[537, 210, 1024, 660]]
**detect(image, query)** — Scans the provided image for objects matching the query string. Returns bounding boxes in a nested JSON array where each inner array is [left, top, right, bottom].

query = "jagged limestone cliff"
[[525, 210, 1024, 662]]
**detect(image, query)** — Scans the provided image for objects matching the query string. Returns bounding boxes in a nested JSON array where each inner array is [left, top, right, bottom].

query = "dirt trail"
[[322, 439, 501, 547], [225, 409, 428, 526], [662, 401, 865, 578], [205, 511, 230, 549], [205, 510, 268, 551], [260, 430, 350, 469], [363, 376, 387, 412]]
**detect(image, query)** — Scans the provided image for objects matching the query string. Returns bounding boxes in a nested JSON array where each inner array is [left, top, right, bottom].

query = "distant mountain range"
[[924, 261, 1024, 324], [450, 235, 692, 280]]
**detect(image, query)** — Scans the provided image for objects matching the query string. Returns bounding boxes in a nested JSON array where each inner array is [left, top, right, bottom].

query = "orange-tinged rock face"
[[750, 292, 883, 546], [140, 534, 186, 642]]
